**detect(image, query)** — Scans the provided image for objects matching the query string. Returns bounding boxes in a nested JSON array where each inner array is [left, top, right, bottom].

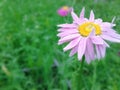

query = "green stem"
[[91, 62, 97, 90], [72, 57, 85, 90]]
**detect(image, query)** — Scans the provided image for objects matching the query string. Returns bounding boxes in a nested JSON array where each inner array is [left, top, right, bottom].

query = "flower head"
[[57, 6, 72, 16], [57, 8, 120, 63]]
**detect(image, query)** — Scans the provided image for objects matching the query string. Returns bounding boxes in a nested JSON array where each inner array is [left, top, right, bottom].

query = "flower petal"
[[104, 41, 110, 47], [80, 7, 85, 19], [99, 45, 106, 58], [96, 45, 101, 60], [71, 11, 80, 24], [58, 28, 78, 32], [102, 31, 120, 39], [69, 45, 78, 57], [94, 18, 102, 24], [89, 29, 95, 37], [89, 10, 95, 21], [100, 22, 115, 28], [57, 24, 76, 28], [85, 39, 95, 63], [91, 36, 104, 44], [87, 39, 95, 60], [78, 37, 87, 60], [85, 50, 91, 64], [101, 27, 116, 33], [57, 29, 78, 37], [63, 37, 81, 51], [101, 35, 120, 43], [58, 34, 80, 45]]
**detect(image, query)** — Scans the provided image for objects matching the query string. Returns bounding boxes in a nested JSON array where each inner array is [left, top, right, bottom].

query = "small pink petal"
[[99, 45, 106, 58], [61, 29, 78, 33], [96, 45, 101, 59], [58, 28, 78, 32], [63, 37, 81, 51], [57, 30, 78, 38], [71, 11, 80, 24], [58, 34, 80, 44], [89, 10, 95, 21], [78, 37, 87, 60], [57, 24, 76, 28], [69, 45, 78, 57], [80, 7, 85, 19], [85, 50, 91, 64]]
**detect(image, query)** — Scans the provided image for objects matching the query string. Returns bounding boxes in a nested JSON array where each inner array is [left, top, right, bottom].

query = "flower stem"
[[72, 57, 85, 90], [91, 62, 97, 90]]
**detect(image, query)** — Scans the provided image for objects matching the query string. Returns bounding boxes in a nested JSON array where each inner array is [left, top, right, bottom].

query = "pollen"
[[62, 6, 69, 11], [78, 22, 101, 37]]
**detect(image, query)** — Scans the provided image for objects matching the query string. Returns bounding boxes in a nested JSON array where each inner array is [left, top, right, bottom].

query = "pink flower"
[[57, 8, 120, 64], [57, 6, 72, 16]]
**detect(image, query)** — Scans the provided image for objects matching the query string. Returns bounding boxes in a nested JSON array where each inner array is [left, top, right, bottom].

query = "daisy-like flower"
[[57, 8, 120, 63], [57, 6, 72, 16]]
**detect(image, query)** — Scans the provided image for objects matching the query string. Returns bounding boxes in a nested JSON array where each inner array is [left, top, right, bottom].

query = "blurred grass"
[[0, 0, 120, 90]]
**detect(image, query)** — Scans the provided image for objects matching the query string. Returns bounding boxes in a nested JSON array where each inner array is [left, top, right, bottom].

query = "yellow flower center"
[[78, 22, 101, 37], [62, 6, 69, 11]]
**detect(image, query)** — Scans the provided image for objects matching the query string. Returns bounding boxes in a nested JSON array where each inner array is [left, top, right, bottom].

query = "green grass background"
[[0, 0, 120, 90]]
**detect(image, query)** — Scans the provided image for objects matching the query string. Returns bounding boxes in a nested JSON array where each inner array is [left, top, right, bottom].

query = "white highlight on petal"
[[78, 37, 87, 60]]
